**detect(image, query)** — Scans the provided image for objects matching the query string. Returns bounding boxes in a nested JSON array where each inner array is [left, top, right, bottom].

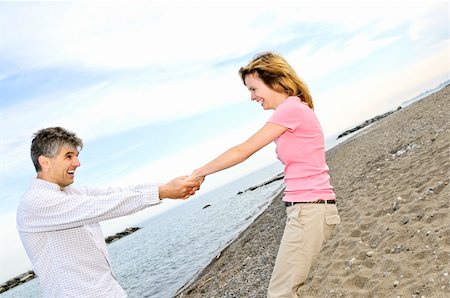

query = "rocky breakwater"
[[0, 226, 141, 294], [337, 106, 401, 139], [0, 271, 35, 294], [237, 172, 284, 194], [104, 227, 141, 244]]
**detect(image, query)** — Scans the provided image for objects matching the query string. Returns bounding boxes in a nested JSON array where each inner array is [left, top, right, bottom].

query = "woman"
[[190, 52, 340, 297]]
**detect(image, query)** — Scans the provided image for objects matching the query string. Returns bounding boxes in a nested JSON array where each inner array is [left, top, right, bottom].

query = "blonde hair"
[[239, 52, 314, 109]]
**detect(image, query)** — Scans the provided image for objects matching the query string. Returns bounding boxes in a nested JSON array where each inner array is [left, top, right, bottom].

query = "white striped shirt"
[[16, 178, 160, 298]]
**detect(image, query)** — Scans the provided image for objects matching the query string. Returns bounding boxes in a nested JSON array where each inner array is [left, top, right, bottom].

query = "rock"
[[400, 216, 410, 225], [337, 108, 400, 139], [237, 173, 284, 194], [392, 198, 401, 212], [19, 273, 35, 283], [105, 226, 141, 244], [6, 278, 19, 286]]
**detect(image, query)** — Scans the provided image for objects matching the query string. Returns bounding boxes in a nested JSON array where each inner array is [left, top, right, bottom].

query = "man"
[[16, 126, 202, 297]]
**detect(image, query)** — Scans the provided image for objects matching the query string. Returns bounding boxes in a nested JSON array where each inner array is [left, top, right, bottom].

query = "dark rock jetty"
[[337, 106, 401, 139]]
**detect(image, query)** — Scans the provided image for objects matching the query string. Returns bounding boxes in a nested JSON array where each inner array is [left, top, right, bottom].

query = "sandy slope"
[[177, 85, 450, 298]]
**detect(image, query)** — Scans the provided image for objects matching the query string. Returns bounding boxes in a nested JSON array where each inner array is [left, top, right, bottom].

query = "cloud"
[[0, 64, 247, 145], [314, 46, 449, 137], [1, 1, 443, 72], [287, 32, 399, 81], [0, 2, 280, 72]]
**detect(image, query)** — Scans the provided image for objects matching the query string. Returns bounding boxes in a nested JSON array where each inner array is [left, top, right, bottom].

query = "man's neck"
[[36, 174, 65, 191]]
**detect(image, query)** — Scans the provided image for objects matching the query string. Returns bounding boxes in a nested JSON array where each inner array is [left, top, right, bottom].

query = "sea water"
[[1, 162, 284, 298]]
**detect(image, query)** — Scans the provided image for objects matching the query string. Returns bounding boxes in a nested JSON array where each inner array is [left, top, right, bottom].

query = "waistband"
[[284, 200, 336, 207]]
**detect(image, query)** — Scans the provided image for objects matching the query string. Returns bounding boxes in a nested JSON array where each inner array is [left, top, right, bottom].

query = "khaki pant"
[[267, 203, 340, 298]]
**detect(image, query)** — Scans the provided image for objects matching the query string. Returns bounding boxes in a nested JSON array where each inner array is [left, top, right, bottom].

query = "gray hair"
[[31, 127, 83, 172]]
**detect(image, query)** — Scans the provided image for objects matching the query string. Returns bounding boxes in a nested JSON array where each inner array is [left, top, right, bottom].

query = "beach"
[[176, 85, 450, 297]]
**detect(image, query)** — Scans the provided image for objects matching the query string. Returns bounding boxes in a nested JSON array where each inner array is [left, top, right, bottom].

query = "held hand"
[[159, 175, 202, 200], [183, 175, 205, 199], [187, 174, 205, 186], [189, 170, 205, 183]]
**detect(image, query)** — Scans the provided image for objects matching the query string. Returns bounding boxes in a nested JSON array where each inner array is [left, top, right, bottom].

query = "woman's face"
[[244, 73, 287, 110]]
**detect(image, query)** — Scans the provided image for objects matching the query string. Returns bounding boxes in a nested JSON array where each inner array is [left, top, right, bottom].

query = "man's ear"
[[38, 156, 50, 172]]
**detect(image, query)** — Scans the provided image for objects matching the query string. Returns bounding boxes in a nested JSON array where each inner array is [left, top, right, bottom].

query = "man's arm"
[[17, 177, 201, 233]]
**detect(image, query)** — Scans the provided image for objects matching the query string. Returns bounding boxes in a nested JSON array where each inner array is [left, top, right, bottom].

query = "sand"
[[176, 85, 450, 298]]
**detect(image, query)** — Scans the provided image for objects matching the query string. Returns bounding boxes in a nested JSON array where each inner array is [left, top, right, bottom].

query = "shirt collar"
[[31, 178, 64, 192]]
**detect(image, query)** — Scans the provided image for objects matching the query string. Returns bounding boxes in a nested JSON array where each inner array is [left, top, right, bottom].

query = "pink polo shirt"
[[268, 96, 335, 202]]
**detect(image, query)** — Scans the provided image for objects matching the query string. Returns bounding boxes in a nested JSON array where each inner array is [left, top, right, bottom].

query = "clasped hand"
[[160, 175, 205, 200]]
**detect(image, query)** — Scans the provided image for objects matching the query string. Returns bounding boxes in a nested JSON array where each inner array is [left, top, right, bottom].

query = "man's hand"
[[158, 176, 203, 200]]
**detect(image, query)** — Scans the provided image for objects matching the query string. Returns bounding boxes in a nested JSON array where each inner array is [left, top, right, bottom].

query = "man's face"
[[40, 145, 80, 189]]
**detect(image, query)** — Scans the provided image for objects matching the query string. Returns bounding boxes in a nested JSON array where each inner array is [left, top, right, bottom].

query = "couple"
[[17, 52, 340, 298]]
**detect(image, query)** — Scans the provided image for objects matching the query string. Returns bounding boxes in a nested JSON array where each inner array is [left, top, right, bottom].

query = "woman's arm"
[[191, 122, 287, 178]]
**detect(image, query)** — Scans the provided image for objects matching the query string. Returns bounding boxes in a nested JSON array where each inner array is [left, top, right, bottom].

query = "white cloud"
[[0, 63, 245, 139], [314, 46, 449, 137], [287, 33, 399, 81], [1, 1, 443, 72], [408, 5, 448, 43], [0, 2, 277, 71]]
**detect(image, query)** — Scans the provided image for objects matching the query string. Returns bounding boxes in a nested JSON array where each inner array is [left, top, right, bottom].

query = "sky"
[[0, 0, 448, 282]]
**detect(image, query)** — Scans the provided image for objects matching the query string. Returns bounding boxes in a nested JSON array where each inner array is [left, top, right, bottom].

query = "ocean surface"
[[1, 162, 285, 298]]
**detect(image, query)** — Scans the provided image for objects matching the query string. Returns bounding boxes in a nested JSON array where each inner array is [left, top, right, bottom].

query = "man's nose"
[[73, 157, 81, 167]]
